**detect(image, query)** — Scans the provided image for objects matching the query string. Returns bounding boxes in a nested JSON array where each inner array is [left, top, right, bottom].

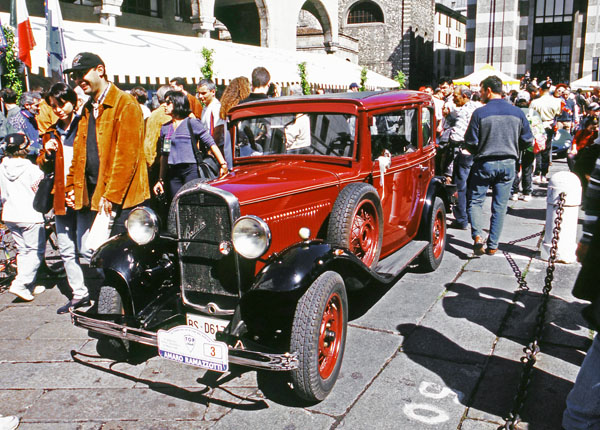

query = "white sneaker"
[[8, 286, 34, 302], [510, 193, 519, 201], [533, 175, 541, 184], [520, 194, 532, 202], [32, 285, 46, 296], [540, 176, 547, 184], [0, 414, 19, 430]]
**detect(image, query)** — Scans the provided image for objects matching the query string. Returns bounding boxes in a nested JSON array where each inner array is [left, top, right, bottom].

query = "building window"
[[175, 0, 191, 22], [532, 0, 574, 82], [593, 57, 600, 81], [122, 0, 161, 18], [438, 31, 441, 43], [446, 33, 450, 45], [535, 0, 573, 23], [347, 1, 384, 24]]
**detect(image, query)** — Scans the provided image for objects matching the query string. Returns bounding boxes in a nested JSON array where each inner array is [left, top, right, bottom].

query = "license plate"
[[157, 326, 228, 373], [186, 313, 228, 341]]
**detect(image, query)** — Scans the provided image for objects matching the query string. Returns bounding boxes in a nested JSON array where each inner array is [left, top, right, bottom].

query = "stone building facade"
[[0, 0, 435, 88], [434, 2, 466, 81], [465, 0, 600, 83]]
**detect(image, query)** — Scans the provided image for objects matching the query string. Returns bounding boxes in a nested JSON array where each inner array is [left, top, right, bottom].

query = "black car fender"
[[238, 240, 376, 329], [91, 234, 177, 313], [418, 177, 455, 239]]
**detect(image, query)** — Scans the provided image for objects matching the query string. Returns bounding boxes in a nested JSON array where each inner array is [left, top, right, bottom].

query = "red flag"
[[11, 0, 36, 68]]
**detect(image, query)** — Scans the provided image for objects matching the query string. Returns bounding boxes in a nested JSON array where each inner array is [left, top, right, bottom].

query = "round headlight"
[[232, 216, 271, 259], [126, 207, 159, 245]]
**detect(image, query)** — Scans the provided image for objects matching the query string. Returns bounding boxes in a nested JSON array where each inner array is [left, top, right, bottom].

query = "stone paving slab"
[[466, 337, 582, 428], [337, 351, 480, 429], [21, 386, 259, 424], [0, 339, 89, 362], [0, 388, 44, 417], [0, 361, 144, 389]]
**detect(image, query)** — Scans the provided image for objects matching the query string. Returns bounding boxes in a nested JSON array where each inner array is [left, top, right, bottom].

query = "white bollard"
[[540, 171, 581, 263]]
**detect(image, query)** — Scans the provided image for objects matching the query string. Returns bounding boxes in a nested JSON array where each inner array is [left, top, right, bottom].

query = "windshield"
[[233, 113, 356, 158]]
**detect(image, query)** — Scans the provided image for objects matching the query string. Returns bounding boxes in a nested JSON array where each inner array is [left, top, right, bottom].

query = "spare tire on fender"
[[327, 183, 383, 268]]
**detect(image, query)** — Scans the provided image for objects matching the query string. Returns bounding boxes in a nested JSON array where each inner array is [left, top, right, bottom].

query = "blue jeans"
[[452, 150, 473, 227], [467, 158, 516, 250], [55, 210, 89, 300], [563, 335, 600, 429]]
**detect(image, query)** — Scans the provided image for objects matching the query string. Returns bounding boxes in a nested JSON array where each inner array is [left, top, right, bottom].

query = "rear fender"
[[418, 177, 454, 239]]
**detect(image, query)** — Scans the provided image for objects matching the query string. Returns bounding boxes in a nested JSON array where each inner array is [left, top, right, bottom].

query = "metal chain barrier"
[[500, 192, 566, 430]]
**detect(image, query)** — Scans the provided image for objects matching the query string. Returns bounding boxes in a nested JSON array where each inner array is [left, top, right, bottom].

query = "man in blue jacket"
[[464, 75, 533, 255]]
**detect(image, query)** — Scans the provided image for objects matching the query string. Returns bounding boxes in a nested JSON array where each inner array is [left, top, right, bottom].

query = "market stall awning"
[[1, 12, 398, 90], [570, 75, 600, 90], [453, 64, 520, 88]]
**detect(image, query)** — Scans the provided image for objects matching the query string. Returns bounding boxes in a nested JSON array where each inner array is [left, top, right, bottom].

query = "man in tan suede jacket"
[[64, 52, 149, 254]]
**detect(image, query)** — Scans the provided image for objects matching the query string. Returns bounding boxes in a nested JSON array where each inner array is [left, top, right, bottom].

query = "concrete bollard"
[[540, 171, 581, 263]]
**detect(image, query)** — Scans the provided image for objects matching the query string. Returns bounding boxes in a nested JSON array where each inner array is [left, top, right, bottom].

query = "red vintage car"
[[71, 91, 453, 402]]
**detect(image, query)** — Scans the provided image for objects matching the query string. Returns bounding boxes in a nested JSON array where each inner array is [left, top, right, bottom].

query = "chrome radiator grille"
[[176, 187, 240, 298]]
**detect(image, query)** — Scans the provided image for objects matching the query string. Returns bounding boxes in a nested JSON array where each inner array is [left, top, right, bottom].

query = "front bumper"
[[70, 309, 298, 371]]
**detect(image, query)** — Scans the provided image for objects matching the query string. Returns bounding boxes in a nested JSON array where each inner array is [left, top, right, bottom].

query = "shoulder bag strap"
[[186, 118, 204, 165]]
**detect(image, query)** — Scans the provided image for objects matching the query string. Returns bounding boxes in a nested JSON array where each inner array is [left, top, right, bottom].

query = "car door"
[[370, 106, 422, 255]]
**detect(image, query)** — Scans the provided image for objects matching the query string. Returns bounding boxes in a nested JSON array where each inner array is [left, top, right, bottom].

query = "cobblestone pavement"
[[0, 159, 590, 429]]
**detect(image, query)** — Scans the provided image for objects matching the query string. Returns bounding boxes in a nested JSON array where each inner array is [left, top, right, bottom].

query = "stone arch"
[[254, 0, 270, 47], [299, 0, 335, 52], [343, 0, 385, 25]]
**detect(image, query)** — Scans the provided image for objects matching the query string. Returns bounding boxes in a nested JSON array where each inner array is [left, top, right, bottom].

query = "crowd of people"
[[425, 74, 600, 429], [0, 54, 599, 428], [0, 52, 273, 316]]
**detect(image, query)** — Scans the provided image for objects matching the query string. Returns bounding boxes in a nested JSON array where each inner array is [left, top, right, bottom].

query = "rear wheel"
[[327, 183, 383, 268], [290, 271, 347, 402], [420, 197, 446, 272]]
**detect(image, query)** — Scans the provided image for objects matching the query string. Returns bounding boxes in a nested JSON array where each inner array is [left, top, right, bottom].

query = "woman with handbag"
[[37, 83, 90, 314], [153, 91, 228, 201]]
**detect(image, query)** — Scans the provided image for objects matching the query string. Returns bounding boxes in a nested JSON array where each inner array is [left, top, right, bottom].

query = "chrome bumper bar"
[[70, 310, 298, 371]]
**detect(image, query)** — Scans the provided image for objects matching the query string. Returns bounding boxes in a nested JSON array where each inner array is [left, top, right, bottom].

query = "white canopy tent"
[[570, 75, 600, 91], [1, 12, 398, 90], [453, 64, 520, 90]]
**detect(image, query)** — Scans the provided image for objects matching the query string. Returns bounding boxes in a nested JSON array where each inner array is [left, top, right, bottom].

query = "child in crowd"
[[0, 133, 45, 301]]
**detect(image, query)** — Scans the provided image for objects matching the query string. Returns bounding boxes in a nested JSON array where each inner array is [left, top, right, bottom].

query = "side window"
[[422, 108, 434, 147], [371, 109, 418, 160]]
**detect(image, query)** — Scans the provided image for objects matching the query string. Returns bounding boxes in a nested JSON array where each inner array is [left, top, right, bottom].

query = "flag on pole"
[[45, 0, 67, 80], [9, 0, 36, 69]]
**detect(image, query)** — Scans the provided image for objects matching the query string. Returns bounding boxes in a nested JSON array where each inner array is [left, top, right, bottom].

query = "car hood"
[[215, 160, 341, 205]]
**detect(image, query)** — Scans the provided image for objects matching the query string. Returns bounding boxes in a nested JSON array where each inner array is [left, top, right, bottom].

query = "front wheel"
[[419, 197, 446, 272], [290, 271, 348, 402], [96, 284, 138, 362]]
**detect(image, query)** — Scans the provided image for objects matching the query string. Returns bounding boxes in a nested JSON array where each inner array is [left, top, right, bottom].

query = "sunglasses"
[[69, 68, 92, 80]]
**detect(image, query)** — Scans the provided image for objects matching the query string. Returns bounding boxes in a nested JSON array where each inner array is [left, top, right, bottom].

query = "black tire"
[[290, 271, 348, 402], [327, 183, 383, 268], [96, 284, 137, 361], [420, 197, 446, 272]]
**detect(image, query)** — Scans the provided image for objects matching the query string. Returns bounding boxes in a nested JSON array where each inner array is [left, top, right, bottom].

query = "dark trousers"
[[534, 128, 554, 176], [166, 163, 199, 201], [452, 150, 473, 227], [511, 150, 535, 195]]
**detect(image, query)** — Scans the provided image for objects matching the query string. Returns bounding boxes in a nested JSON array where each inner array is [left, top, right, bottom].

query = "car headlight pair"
[[127, 209, 271, 259]]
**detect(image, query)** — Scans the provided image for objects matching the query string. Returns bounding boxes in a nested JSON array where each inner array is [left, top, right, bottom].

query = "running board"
[[374, 240, 428, 278]]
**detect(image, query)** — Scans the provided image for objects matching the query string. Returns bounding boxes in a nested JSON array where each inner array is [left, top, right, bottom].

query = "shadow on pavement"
[[396, 323, 577, 429], [507, 206, 546, 221], [70, 350, 268, 411], [442, 283, 590, 365]]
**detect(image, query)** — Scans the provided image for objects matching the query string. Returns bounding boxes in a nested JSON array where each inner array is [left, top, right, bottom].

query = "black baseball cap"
[[64, 52, 105, 74], [3, 133, 30, 153], [349, 82, 359, 89]]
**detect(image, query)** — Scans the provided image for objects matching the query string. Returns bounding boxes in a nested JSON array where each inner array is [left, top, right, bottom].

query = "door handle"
[[419, 165, 429, 172]]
